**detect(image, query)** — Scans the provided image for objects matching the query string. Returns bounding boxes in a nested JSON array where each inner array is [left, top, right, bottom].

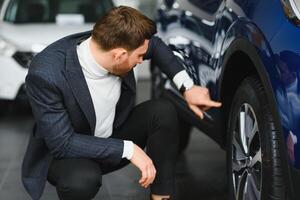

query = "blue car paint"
[[157, 0, 300, 171], [271, 21, 300, 168], [225, 0, 300, 169]]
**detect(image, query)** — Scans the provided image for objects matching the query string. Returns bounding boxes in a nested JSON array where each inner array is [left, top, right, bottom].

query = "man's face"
[[111, 40, 149, 77]]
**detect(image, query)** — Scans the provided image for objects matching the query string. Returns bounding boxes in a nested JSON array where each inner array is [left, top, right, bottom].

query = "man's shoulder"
[[44, 30, 92, 52], [28, 51, 63, 80], [29, 31, 92, 75], [39, 31, 91, 58]]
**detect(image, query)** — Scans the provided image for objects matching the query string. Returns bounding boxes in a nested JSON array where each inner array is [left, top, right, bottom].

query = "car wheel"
[[227, 76, 286, 200]]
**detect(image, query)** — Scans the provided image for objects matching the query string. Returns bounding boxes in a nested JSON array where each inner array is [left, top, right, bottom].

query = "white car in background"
[[0, 0, 141, 106], [113, 0, 140, 9]]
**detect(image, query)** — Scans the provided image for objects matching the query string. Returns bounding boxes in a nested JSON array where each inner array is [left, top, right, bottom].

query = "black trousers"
[[47, 99, 180, 200]]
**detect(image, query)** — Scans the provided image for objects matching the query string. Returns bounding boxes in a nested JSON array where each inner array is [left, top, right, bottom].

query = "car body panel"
[[0, 22, 93, 100], [0, 23, 93, 50], [0, 55, 27, 99], [155, 0, 300, 197], [270, 21, 300, 169]]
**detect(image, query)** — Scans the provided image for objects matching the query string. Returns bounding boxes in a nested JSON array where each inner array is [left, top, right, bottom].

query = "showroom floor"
[[0, 80, 227, 200]]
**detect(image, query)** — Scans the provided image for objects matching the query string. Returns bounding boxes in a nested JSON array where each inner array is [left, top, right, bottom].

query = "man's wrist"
[[179, 79, 194, 94], [173, 70, 194, 94], [122, 140, 134, 160]]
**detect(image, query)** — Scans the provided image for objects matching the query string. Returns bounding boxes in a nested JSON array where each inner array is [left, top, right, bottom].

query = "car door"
[[157, 0, 225, 98]]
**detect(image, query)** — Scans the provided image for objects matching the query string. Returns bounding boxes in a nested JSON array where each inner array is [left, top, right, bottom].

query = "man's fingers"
[[131, 145, 156, 188], [142, 166, 151, 188], [200, 106, 210, 112], [194, 100, 221, 109], [139, 169, 147, 185], [139, 165, 154, 188], [140, 164, 156, 188], [189, 104, 204, 119], [149, 166, 156, 185], [203, 100, 222, 108], [148, 166, 153, 186], [152, 166, 156, 183], [145, 165, 156, 187]]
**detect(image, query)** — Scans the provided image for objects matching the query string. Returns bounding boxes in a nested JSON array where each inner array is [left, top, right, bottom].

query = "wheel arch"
[[218, 37, 295, 198]]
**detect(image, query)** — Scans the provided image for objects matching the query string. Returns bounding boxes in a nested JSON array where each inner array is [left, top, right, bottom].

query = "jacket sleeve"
[[25, 72, 123, 166], [143, 36, 185, 79]]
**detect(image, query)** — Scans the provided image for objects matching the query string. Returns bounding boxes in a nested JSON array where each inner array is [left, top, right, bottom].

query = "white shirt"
[[76, 37, 193, 160], [77, 37, 133, 160]]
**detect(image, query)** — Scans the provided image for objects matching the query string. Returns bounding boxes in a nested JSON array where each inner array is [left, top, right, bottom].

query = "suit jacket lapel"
[[121, 70, 136, 93], [65, 43, 96, 135], [63, 32, 137, 133]]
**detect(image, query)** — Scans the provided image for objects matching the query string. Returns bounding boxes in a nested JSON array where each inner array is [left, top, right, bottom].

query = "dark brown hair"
[[92, 6, 157, 51]]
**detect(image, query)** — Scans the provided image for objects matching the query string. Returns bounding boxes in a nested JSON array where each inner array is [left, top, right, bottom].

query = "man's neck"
[[89, 37, 114, 73]]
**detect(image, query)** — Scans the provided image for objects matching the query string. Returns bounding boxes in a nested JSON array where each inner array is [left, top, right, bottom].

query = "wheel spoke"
[[232, 159, 246, 173], [242, 176, 249, 200], [250, 148, 262, 168], [247, 116, 258, 147], [239, 109, 248, 154], [232, 103, 263, 200], [251, 168, 262, 192], [235, 170, 247, 199], [233, 133, 247, 161], [245, 173, 261, 200]]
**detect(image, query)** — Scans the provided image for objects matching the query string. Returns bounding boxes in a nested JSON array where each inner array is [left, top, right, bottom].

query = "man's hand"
[[130, 144, 156, 188], [183, 85, 222, 119]]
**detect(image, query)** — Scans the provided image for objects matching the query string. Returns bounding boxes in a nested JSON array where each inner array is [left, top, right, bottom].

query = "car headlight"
[[0, 38, 16, 57], [281, 0, 300, 26]]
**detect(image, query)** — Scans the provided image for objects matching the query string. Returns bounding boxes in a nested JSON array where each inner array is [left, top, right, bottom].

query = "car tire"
[[227, 76, 287, 200]]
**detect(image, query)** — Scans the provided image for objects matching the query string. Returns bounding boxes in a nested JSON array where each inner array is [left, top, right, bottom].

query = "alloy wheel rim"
[[231, 103, 262, 200]]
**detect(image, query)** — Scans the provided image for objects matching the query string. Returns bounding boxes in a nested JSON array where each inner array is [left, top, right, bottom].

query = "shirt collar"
[[78, 37, 110, 78]]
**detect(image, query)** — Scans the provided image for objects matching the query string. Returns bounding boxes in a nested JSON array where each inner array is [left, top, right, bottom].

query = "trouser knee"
[[149, 99, 179, 127], [56, 177, 101, 200], [48, 159, 102, 200]]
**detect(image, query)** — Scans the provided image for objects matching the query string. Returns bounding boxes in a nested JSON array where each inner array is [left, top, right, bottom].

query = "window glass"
[[0, 0, 4, 9], [4, 0, 114, 23]]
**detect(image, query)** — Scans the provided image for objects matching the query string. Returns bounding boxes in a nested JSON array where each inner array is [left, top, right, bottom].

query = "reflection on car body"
[[152, 0, 300, 199]]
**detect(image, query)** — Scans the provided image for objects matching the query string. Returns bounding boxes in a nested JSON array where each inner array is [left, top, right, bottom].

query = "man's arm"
[[144, 36, 184, 78], [143, 36, 193, 90], [144, 36, 222, 118], [26, 72, 123, 166]]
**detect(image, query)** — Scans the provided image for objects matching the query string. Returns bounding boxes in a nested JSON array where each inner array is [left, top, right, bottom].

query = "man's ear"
[[112, 48, 128, 63]]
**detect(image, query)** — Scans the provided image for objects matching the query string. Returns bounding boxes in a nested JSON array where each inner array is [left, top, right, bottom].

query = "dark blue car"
[[151, 0, 300, 199]]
